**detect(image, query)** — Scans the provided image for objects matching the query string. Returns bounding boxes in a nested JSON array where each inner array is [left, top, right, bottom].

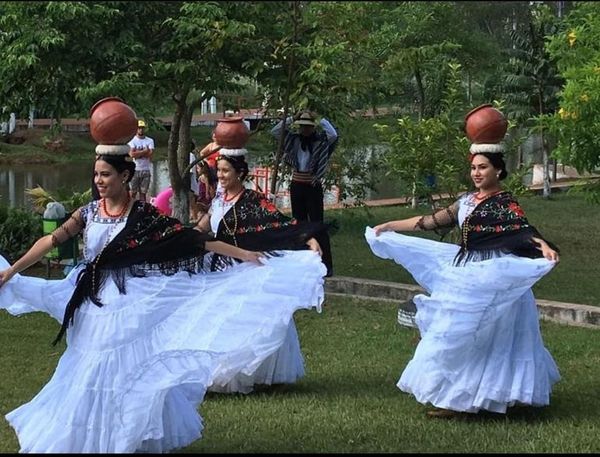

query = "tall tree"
[[76, 2, 263, 221], [486, 3, 563, 198], [545, 1, 600, 202], [0, 2, 122, 131]]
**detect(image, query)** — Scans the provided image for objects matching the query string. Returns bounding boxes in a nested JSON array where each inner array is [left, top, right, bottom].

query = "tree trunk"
[[270, 0, 299, 196], [467, 71, 472, 105], [174, 104, 194, 222], [414, 68, 425, 121], [541, 131, 551, 199], [537, 91, 551, 198], [167, 92, 192, 222]]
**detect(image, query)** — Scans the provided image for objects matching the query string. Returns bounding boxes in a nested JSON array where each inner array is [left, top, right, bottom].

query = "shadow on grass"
[[204, 371, 406, 405]]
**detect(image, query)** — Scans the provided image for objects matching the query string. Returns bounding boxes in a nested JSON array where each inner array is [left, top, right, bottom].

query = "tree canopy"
[[0, 1, 597, 212]]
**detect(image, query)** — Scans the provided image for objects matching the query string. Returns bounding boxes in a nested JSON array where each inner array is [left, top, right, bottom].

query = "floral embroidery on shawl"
[[210, 189, 326, 271], [455, 191, 558, 265]]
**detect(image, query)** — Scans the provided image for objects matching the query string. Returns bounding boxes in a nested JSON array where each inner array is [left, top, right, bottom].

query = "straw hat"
[[294, 112, 317, 127]]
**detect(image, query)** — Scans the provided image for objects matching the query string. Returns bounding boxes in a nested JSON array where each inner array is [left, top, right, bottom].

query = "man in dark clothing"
[[270, 111, 338, 277]]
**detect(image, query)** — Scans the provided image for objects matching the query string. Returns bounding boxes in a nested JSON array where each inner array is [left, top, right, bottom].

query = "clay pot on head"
[[89, 97, 138, 145], [464, 104, 508, 144], [214, 116, 249, 148]]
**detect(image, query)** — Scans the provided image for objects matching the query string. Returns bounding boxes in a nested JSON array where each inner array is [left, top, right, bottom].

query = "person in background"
[[270, 110, 338, 277], [194, 159, 217, 223], [128, 119, 154, 202], [197, 130, 220, 188]]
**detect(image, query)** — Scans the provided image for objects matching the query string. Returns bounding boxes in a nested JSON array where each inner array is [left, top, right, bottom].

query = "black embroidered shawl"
[[455, 191, 559, 265], [53, 200, 214, 345], [210, 189, 328, 271]]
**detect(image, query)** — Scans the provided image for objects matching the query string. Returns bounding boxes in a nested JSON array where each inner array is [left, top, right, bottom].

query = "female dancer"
[[195, 147, 328, 393], [365, 110, 560, 418], [0, 145, 325, 452]]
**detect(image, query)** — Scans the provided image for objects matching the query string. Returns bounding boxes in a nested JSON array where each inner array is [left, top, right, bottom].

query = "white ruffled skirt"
[[365, 227, 560, 414], [0, 250, 325, 453]]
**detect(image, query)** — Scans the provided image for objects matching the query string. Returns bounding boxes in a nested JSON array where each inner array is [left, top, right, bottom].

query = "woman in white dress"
[[366, 138, 561, 418], [0, 146, 325, 452], [195, 147, 327, 393]]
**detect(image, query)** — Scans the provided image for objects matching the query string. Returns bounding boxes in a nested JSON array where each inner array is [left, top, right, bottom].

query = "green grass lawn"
[[0, 182, 597, 452], [0, 125, 274, 164], [0, 296, 598, 453], [1, 126, 598, 452], [328, 191, 600, 306]]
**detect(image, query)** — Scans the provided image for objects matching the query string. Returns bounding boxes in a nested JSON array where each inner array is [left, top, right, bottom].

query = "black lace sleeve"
[[414, 201, 459, 234], [50, 208, 85, 247]]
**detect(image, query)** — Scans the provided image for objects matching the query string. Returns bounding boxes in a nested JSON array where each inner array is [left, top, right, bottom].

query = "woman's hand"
[[241, 250, 266, 265], [0, 267, 16, 288], [373, 222, 392, 236], [306, 238, 323, 256], [532, 237, 560, 263]]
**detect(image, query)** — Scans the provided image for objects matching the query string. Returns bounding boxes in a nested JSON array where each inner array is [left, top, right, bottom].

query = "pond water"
[[0, 156, 401, 211]]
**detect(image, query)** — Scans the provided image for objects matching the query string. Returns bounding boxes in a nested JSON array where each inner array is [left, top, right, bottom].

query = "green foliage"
[[24, 185, 92, 214], [0, 1, 122, 122], [503, 163, 533, 197], [566, 178, 600, 205], [374, 62, 470, 203], [490, 3, 563, 124], [0, 206, 42, 262], [545, 2, 600, 203]]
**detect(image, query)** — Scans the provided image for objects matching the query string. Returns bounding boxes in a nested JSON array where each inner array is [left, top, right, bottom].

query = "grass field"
[[328, 191, 600, 307], [0, 127, 598, 452], [0, 296, 598, 453]]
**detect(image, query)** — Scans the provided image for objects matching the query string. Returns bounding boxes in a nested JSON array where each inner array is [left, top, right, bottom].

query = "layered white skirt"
[[0, 250, 325, 453], [365, 227, 560, 414]]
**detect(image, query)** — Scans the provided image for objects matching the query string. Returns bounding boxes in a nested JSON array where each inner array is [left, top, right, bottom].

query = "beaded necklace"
[[473, 189, 502, 201], [222, 205, 239, 246], [101, 194, 131, 218], [83, 201, 130, 295], [223, 186, 244, 203]]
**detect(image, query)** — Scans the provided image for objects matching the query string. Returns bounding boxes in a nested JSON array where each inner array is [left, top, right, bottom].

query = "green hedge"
[[0, 206, 42, 262]]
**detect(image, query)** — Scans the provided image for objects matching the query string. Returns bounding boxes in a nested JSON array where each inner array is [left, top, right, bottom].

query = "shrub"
[[0, 206, 43, 262]]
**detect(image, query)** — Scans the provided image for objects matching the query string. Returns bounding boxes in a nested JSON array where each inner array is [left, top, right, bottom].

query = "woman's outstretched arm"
[[204, 240, 265, 265]]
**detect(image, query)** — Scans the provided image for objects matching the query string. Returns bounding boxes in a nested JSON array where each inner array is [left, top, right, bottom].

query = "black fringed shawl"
[[455, 191, 559, 265], [53, 201, 214, 345], [210, 189, 328, 271]]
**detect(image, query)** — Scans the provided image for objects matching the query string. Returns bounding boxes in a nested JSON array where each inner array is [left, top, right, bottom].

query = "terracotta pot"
[[464, 104, 507, 144], [89, 97, 138, 145], [214, 116, 249, 148]]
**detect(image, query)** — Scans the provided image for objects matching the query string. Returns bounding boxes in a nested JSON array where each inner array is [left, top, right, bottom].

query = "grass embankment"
[[33, 191, 599, 306], [0, 126, 213, 164], [329, 191, 600, 306], [0, 123, 280, 165], [0, 296, 598, 453]]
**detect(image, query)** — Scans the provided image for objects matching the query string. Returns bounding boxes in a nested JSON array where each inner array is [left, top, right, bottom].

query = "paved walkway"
[[325, 276, 600, 329], [323, 176, 600, 211], [322, 179, 599, 329]]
